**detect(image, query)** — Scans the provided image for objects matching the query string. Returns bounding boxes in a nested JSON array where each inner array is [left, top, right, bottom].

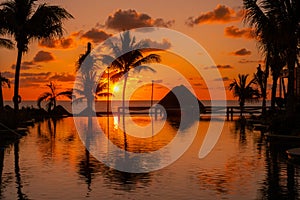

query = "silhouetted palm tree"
[[243, 0, 299, 111], [229, 74, 260, 116], [0, 0, 73, 111], [0, 72, 10, 109], [102, 31, 161, 110], [37, 82, 72, 112], [254, 64, 267, 113]]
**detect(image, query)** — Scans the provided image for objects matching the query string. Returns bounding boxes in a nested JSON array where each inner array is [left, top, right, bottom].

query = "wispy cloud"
[[214, 76, 230, 81], [142, 38, 172, 50], [238, 59, 264, 64], [231, 48, 251, 56], [224, 26, 254, 39], [205, 64, 233, 69]]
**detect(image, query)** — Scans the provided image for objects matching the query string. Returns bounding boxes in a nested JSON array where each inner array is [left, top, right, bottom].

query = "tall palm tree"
[[0, 0, 73, 111], [229, 74, 260, 117], [0, 72, 10, 109], [37, 82, 72, 113], [102, 31, 161, 110], [243, 0, 300, 112]]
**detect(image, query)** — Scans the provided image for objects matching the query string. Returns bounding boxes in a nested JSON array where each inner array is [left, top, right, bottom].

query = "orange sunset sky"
[[0, 0, 266, 101]]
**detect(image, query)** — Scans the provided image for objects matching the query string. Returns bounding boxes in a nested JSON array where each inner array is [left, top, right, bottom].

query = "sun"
[[113, 85, 120, 93]]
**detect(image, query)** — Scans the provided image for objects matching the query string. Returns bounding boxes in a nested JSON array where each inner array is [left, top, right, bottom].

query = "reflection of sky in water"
[[1, 117, 300, 199]]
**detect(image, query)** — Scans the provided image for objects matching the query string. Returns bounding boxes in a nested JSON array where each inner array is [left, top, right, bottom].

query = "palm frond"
[[132, 54, 161, 68], [37, 92, 52, 108], [57, 90, 73, 100], [0, 75, 10, 88], [27, 4, 73, 39], [0, 38, 14, 49]]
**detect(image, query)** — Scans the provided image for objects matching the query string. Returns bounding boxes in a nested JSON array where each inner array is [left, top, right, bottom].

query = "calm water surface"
[[0, 116, 299, 200]]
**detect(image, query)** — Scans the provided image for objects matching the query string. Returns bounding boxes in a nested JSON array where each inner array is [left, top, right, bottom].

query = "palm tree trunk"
[[240, 100, 245, 117], [271, 75, 279, 110], [262, 64, 270, 115], [0, 84, 3, 109], [13, 49, 23, 111], [0, 147, 4, 183], [286, 48, 297, 114], [122, 73, 128, 151]]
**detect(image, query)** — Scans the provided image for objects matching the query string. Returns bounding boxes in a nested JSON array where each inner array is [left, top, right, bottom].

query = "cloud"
[[142, 38, 171, 50], [17, 72, 74, 87], [80, 28, 112, 43], [21, 72, 51, 77], [186, 4, 243, 26], [19, 72, 51, 87], [205, 64, 233, 69], [231, 48, 251, 56], [49, 73, 75, 82], [104, 9, 174, 31], [224, 26, 254, 39], [33, 51, 55, 62], [11, 51, 54, 70], [238, 59, 264, 64], [11, 61, 42, 70], [38, 36, 76, 49], [214, 76, 230, 81], [193, 83, 203, 86], [1, 71, 14, 78]]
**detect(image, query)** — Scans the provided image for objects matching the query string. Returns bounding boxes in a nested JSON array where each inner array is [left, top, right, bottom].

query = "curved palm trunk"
[[13, 49, 23, 111], [122, 73, 128, 151], [0, 84, 3, 109]]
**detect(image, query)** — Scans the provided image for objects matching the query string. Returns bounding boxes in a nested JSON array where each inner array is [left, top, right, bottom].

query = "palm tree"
[[243, 0, 300, 112], [73, 43, 112, 115], [254, 64, 267, 113], [0, 0, 73, 111], [102, 31, 161, 110], [37, 82, 72, 113], [229, 74, 260, 117], [0, 72, 10, 109]]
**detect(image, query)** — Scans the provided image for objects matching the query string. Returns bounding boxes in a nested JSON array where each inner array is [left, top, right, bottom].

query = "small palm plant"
[[229, 74, 260, 117], [0, 73, 10, 109], [37, 82, 72, 112]]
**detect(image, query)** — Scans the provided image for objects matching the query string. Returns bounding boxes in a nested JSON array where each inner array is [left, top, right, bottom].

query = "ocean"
[[4, 100, 270, 113]]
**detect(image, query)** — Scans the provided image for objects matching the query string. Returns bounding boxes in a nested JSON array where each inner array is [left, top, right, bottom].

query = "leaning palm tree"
[[102, 31, 161, 110], [37, 82, 72, 113], [0, 72, 10, 109], [0, 0, 73, 111], [229, 74, 260, 117]]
